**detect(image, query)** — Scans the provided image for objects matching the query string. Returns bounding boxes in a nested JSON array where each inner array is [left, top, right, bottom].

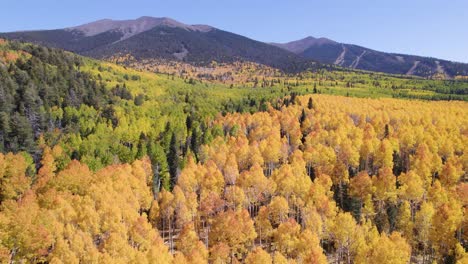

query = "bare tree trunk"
[[169, 217, 173, 254], [339, 181, 344, 209], [162, 217, 165, 242]]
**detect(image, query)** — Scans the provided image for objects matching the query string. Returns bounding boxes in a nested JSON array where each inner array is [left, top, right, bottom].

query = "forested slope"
[[3, 39, 464, 177], [0, 40, 110, 155], [0, 39, 467, 263], [0, 39, 279, 174]]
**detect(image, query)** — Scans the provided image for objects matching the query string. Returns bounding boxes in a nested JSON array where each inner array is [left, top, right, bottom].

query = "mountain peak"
[[303, 36, 335, 44], [271, 36, 337, 54], [302, 36, 317, 41], [68, 16, 213, 40], [3, 17, 467, 78]]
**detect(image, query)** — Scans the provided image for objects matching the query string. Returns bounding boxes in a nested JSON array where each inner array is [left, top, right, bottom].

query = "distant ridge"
[[272, 37, 468, 78], [271, 36, 336, 54], [0, 16, 315, 73], [68, 16, 214, 40], [1, 16, 468, 77]]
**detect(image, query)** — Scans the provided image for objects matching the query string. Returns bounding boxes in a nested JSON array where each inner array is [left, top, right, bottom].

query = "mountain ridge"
[[271, 36, 337, 54], [272, 36, 468, 78], [67, 16, 214, 40], [0, 16, 317, 73], [1, 16, 468, 77]]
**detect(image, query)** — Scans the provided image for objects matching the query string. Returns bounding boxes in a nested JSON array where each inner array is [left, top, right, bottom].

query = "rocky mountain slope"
[[272, 37, 468, 78]]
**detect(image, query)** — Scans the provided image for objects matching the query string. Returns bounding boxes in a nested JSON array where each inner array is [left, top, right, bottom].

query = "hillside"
[[2, 1, 468, 261], [0, 38, 467, 263], [4, 16, 468, 78], [0, 38, 466, 161], [272, 37, 468, 78], [0, 17, 314, 73]]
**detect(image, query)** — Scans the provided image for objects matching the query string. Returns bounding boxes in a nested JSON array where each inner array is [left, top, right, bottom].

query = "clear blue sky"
[[2, 0, 467, 62]]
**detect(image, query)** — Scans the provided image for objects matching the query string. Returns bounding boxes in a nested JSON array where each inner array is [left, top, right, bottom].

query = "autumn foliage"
[[0, 94, 466, 263]]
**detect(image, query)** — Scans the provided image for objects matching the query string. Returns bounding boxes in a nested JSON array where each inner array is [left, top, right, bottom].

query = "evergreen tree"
[[134, 94, 145, 106], [136, 133, 148, 159], [384, 124, 390, 139], [190, 126, 200, 158], [299, 108, 307, 125], [307, 97, 314, 109], [185, 115, 193, 131], [290, 92, 297, 105], [148, 141, 170, 190], [167, 132, 179, 189]]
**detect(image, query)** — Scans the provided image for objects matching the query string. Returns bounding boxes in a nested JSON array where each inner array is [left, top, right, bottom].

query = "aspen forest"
[[0, 35, 467, 263], [1, 83, 467, 262]]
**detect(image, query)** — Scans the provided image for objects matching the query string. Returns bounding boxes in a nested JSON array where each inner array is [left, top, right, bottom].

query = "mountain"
[[68, 16, 213, 40], [0, 17, 315, 73], [272, 37, 468, 78], [2, 17, 468, 78], [271, 36, 337, 54]]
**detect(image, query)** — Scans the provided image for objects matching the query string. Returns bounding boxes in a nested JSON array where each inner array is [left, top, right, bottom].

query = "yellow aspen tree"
[[209, 242, 231, 264], [411, 143, 434, 187], [0, 153, 31, 201], [330, 212, 360, 263], [415, 202, 435, 262], [272, 252, 289, 264], [224, 185, 246, 210], [268, 196, 289, 226], [430, 199, 463, 260], [273, 218, 301, 258], [439, 157, 463, 188], [245, 247, 272, 264], [201, 160, 225, 199], [209, 210, 256, 259], [374, 139, 394, 171], [398, 170, 424, 218], [373, 167, 397, 205], [260, 134, 281, 176], [255, 206, 274, 246], [238, 163, 276, 215], [298, 229, 327, 264], [223, 153, 239, 185], [349, 171, 373, 220], [365, 232, 411, 264], [397, 201, 414, 250], [177, 223, 208, 264]]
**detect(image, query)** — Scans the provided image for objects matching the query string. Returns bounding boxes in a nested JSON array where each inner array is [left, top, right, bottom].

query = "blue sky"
[[2, 0, 467, 62]]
